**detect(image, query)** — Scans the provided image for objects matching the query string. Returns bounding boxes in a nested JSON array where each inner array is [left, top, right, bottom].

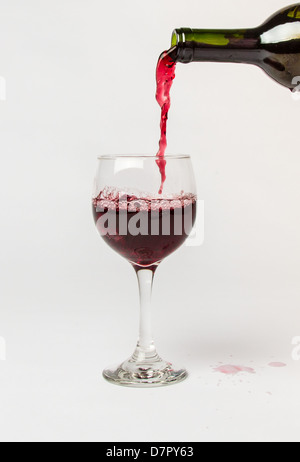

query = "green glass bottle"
[[171, 4, 300, 90]]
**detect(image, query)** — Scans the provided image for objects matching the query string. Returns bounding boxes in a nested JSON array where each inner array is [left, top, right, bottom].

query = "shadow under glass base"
[[103, 346, 188, 388]]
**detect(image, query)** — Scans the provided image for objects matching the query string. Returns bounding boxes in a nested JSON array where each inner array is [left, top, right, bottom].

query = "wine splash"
[[156, 49, 177, 194]]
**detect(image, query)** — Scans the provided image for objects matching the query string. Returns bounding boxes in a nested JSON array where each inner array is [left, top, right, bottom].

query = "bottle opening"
[[171, 29, 181, 47]]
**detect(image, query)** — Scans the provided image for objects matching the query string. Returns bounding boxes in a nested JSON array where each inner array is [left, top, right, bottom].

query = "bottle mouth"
[[171, 29, 180, 46], [170, 30, 194, 63], [171, 28, 189, 46]]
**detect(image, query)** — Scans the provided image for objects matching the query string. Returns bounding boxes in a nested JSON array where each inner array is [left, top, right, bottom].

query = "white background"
[[1, 0, 300, 442]]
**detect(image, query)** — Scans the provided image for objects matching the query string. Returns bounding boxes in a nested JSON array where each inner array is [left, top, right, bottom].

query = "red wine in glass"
[[93, 155, 197, 387], [93, 190, 196, 267]]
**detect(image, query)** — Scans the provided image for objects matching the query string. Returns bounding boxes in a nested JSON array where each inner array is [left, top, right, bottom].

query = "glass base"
[[103, 346, 188, 388]]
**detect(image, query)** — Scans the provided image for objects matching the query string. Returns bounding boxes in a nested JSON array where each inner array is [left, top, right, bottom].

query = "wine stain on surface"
[[213, 365, 256, 375], [268, 362, 287, 368]]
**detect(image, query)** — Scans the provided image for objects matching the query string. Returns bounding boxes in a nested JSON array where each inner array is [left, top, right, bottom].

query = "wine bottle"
[[171, 4, 300, 90]]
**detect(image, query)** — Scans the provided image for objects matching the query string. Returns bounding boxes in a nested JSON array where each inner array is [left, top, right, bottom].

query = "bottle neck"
[[172, 28, 261, 64]]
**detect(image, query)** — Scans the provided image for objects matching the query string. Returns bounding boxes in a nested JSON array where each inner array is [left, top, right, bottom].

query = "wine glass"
[[92, 155, 197, 387]]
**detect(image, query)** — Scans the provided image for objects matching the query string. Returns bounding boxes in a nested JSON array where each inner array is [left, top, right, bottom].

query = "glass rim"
[[97, 154, 191, 160]]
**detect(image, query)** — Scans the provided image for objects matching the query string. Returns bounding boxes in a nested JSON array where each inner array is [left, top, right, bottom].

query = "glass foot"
[[103, 346, 188, 388]]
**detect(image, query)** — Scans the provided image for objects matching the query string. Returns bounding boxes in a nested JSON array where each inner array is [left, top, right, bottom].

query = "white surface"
[[1, 0, 300, 442]]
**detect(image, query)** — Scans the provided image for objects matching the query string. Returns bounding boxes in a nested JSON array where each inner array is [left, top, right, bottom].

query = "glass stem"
[[134, 265, 158, 360]]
